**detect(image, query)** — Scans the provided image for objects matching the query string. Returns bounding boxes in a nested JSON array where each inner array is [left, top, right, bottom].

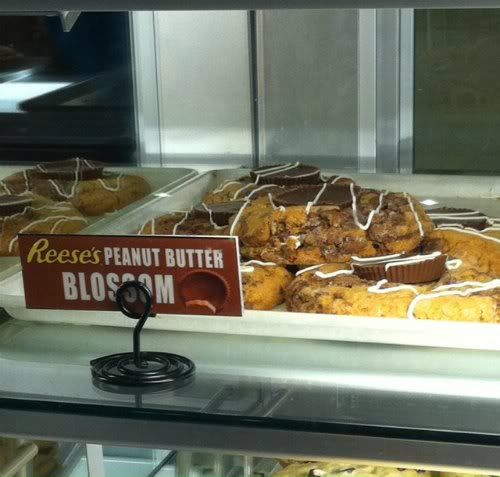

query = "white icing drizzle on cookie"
[[437, 223, 468, 229], [240, 260, 277, 274], [39, 158, 125, 200], [46, 158, 82, 199], [240, 266, 255, 273], [436, 226, 500, 244], [8, 215, 87, 253], [268, 193, 286, 212], [243, 260, 277, 266], [433, 280, 495, 292], [200, 203, 227, 230], [255, 162, 307, 179], [428, 210, 482, 217], [407, 279, 500, 320], [97, 173, 123, 192], [0, 181, 12, 195], [384, 251, 442, 271], [212, 180, 241, 194], [432, 216, 487, 222], [253, 162, 318, 184], [445, 258, 462, 270], [22, 170, 30, 193], [172, 210, 191, 235], [368, 279, 419, 295], [296, 264, 324, 276], [229, 200, 251, 236], [404, 192, 425, 237], [328, 175, 353, 186], [137, 217, 156, 235], [244, 184, 276, 199], [305, 182, 328, 215], [315, 269, 353, 279], [288, 235, 302, 249], [232, 182, 254, 200], [350, 183, 387, 231], [352, 253, 402, 263]]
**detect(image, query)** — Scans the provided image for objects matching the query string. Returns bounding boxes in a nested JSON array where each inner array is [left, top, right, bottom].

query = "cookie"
[[285, 264, 500, 322], [423, 227, 500, 276], [274, 461, 431, 477], [0, 195, 87, 256], [236, 187, 433, 265], [30, 159, 151, 216], [241, 261, 293, 310], [2, 159, 152, 216], [137, 211, 229, 236], [0, 195, 33, 216]]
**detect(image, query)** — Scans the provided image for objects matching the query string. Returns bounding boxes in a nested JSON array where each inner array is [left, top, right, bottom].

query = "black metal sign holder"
[[90, 280, 195, 388]]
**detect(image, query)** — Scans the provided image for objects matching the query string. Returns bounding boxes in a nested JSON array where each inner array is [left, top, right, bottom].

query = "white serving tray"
[[0, 164, 196, 279], [0, 168, 499, 351]]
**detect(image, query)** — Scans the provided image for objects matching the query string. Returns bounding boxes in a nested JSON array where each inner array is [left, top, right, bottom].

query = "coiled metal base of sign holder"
[[90, 281, 195, 387]]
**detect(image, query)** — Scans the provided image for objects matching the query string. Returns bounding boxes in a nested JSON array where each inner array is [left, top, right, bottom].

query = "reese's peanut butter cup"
[[179, 270, 230, 314], [250, 163, 321, 185], [0, 195, 32, 216], [31, 158, 105, 181], [352, 252, 447, 284], [193, 200, 246, 226], [427, 207, 489, 231], [273, 184, 353, 208]]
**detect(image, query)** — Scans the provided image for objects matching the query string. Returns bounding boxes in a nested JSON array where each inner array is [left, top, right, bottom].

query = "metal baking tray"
[[0, 164, 196, 279], [0, 168, 499, 351], [0, 58, 47, 83]]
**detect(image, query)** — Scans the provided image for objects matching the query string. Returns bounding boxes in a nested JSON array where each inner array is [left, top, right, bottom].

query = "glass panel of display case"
[[256, 9, 361, 170], [0, 13, 136, 164], [414, 9, 500, 174]]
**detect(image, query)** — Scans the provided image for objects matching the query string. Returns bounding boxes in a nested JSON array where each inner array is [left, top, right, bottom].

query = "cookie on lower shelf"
[[273, 461, 431, 477], [241, 261, 293, 310]]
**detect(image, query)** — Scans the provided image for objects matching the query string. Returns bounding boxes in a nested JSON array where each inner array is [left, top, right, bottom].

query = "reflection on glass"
[[415, 9, 500, 174], [0, 13, 136, 164]]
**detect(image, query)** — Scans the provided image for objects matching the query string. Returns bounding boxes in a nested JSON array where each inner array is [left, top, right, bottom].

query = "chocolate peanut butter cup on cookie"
[[427, 207, 490, 231], [0, 195, 32, 216], [273, 184, 353, 208], [250, 163, 321, 185], [193, 200, 246, 226], [352, 251, 447, 283], [31, 158, 105, 181]]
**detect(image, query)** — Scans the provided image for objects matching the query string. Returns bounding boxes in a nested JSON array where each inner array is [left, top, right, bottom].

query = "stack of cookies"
[[0, 158, 151, 256], [137, 162, 500, 321]]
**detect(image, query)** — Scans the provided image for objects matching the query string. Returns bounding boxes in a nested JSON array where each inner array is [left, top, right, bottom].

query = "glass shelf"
[[1, 315, 500, 470]]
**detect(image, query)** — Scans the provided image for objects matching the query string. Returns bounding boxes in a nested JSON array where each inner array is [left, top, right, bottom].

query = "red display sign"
[[19, 234, 243, 316]]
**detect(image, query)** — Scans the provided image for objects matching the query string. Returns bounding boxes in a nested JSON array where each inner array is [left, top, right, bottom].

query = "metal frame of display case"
[[4, 1, 500, 11], [1, 1, 500, 476]]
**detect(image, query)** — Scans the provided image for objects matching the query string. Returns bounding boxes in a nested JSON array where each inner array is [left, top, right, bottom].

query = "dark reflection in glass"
[[0, 13, 136, 164], [415, 9, 500, 174]]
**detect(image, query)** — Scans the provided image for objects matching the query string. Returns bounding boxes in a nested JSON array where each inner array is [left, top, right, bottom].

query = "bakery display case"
[[0, 2, 499, 477]]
